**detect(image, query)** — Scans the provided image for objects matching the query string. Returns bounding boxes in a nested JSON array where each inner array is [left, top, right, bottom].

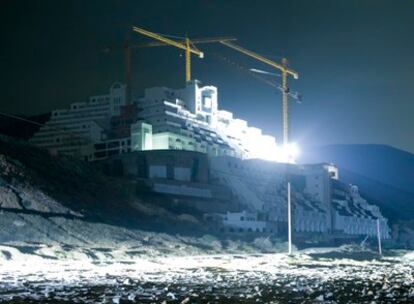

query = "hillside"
[[0, 135, 208, 252], [0, 134, 209, 232], [0, 135, 293, 257]]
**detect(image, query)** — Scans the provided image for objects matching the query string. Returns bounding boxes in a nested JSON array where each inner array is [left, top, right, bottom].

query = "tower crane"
[[132, 25, 236, 83], [104, 27, 236, 104], [219, 41, 298, 146]]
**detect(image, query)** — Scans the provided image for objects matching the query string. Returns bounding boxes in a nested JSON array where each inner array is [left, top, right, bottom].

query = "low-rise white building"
[[221, 211, 268, 233]]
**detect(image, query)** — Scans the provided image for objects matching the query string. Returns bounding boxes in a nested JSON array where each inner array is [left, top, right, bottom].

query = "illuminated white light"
[[245, 134, 300, 164], [280, 142, 300, 164], [247, 134, 279, 162]]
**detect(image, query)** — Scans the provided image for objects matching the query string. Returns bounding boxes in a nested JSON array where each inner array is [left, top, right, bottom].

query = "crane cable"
[[211, 52, 302, 102], [211, 52, 280, 89], [0, 111, 91, 145]]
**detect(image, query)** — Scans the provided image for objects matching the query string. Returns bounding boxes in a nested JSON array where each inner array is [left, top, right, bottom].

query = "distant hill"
[[299, 144, 414, 223]]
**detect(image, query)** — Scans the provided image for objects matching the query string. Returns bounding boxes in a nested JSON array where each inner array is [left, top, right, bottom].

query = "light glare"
[[246, 137, 300, 164]]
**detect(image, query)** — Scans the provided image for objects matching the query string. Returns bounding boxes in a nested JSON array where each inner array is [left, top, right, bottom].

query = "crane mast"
[[281, 58, 289, 145], [185, 38, 191, 82]]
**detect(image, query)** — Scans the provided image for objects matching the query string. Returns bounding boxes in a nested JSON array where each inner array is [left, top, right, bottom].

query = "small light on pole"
[[287, 181, 292, 255], [377, 219, 382, 256]]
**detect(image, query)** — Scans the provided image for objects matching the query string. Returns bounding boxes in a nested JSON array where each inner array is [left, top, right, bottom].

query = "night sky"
[[1, 0, 414, 153]]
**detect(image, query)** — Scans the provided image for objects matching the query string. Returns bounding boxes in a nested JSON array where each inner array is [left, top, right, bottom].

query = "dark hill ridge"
[[299, 144, 414, 223], [339, 168, 414, 222], [300, 144, 414, 194]]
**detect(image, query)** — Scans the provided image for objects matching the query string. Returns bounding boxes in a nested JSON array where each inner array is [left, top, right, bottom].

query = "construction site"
[[1, 1, 414, 302], [18, 25, 391, 246]]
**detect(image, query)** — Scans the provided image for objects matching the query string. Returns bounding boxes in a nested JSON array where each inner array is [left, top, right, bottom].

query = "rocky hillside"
[[0, 136, 202, 227], [0, 135, 291, 256], [0, 135, 203, 249]]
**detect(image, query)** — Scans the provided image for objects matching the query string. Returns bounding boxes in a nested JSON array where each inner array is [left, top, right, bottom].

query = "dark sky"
[[1, 0, 414, 153]]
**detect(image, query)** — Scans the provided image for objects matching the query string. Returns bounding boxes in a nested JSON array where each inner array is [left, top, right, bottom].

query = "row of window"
[[90, 96, 110, 103], [53, 105, 110, 116], [219, 227, 273, 233]]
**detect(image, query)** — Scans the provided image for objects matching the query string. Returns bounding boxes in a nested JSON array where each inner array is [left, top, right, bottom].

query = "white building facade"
[[30, 80, 284, 162], [209, 156, 390, 238], [30, 82, 128, 160], [137, 80, 281, 161]]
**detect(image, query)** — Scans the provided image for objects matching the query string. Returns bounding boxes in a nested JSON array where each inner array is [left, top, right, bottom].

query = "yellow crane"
[[104, 26, 235, 103], [132, 25, 236, 83], [220, 41, 298, 145], [132, 25, 202, 83], [103, 35, 235, 104]]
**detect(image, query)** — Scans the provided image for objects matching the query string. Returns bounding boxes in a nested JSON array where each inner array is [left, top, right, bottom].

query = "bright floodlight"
[[283, 142, 300, 163], [246, 135, 300, 164], [275, 142, 300, 164]]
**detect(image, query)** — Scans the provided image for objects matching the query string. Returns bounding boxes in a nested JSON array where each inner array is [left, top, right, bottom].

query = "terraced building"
[[30, 80, 391, 239]]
